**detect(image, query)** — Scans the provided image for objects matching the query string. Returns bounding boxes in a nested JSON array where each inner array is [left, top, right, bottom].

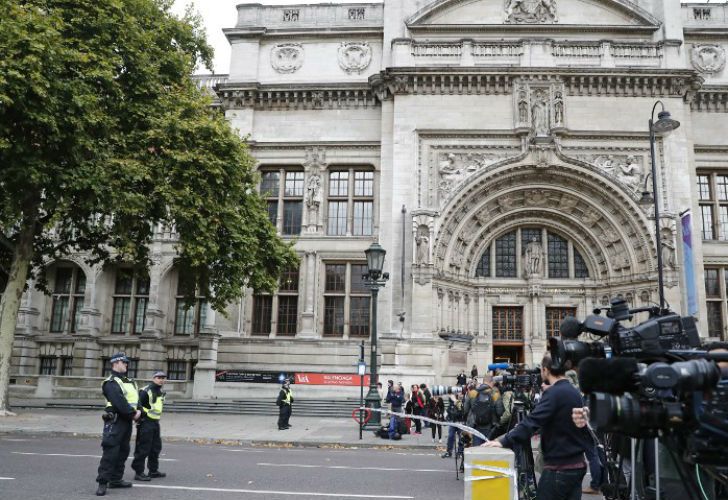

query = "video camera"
[[490, 363, 542, 392], [547, 298, 728, 466]]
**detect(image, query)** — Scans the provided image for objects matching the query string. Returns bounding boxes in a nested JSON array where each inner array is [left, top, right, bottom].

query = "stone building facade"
[[9, 0, 728, 399]]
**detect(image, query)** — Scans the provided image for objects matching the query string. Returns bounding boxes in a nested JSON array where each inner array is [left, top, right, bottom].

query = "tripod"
[[510, 399, 537, 500]]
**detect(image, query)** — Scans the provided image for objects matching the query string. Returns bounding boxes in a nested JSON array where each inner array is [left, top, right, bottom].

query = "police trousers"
[[132, 418, 162, 474], [278, 404, 291, 428], [96, 416, 132, 484]]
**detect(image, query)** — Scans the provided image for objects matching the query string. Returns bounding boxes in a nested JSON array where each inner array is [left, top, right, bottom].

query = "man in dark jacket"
[[456, 370, 467, 386], [131, 370, 167, 482], [486, 353, 591, 500], [464, 376, 499, 446], [96, 353, 140, 496], [276, 379, 293, 430]]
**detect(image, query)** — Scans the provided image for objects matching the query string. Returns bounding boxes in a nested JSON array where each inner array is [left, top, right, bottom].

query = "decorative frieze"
[[573, 154, 647, 193], [691, 88, 728, 112], [338, 42, 372, 74], [270, 43, 304, 74], [219, 86, 377, 110], [505, 0, 558, 24]]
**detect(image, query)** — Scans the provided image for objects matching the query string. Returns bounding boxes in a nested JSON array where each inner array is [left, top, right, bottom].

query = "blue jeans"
[[584, 444, 602, 490], [536, 467, 586, 500], [446, 426, 460, 453]]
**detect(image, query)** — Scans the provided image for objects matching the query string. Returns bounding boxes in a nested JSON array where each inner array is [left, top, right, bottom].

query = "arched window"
[[49, 265, 86, 333], [474, 228, 591, 279]]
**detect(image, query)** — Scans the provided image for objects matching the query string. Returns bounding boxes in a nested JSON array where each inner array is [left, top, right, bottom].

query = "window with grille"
[[50, 267, 85, 333], [39, 356, 57, 375], [698, 172, 728, 241], [111, 269, 149, 334], [475, 246, 490, 277], [475, 228, 589, 279], [167, 360, 188, 381], [60, 357, 73, 376], [251, 295, 273, 336], [260, 169, 304, 236], [492, 307, 523, 341], [495, 232, 517, 278], [349, 264, 370, 337], [327, 169, 374, 236], [545, 307, 577, 338], [547, 233, 569, 278], [324, 264, 346, 337], [174, 274, 207, 335], [127, 358, 139, 379], [100, 357, 111, 377]]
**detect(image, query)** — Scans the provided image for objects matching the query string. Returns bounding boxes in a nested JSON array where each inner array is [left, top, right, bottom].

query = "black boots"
[[95, 483, 107, 496], [148, 471, 166, 478], [134, 473, 151, 481]]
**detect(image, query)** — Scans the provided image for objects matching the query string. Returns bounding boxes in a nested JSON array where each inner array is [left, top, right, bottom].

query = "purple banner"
[[681, 212, 698, 316]]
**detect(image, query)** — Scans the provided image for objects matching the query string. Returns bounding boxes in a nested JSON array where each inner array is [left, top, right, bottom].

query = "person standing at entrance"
[[96, 353, 140, 496], [277, 379, 294, 430], [132, 371, 167, 481]]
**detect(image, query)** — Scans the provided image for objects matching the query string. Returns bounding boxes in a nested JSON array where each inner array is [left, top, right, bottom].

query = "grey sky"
[[174, 0, 723, 74]]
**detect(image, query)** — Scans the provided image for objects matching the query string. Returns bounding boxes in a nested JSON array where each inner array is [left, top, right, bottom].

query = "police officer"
[[96, 353, 140, 496], [131, 371, 167, 482], [276, 379, 293, 430]]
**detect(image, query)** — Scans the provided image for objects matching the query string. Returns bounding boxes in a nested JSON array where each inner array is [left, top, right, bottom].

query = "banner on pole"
[[681, 211, 698, 316]]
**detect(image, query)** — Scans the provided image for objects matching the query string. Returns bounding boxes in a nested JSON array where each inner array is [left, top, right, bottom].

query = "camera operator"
[[464, 375, 499, 446], [486, 353, 591, 500], [441, 393, 465, 458], [493, 376, 514, 437]]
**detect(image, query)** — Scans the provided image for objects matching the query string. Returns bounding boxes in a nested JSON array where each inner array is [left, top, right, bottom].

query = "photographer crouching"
[[485, 353, 592, 500]]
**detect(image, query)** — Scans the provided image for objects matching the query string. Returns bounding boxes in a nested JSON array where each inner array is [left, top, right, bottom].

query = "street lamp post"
[[640, 101, 680, 311], [363, 242, 389, 430]]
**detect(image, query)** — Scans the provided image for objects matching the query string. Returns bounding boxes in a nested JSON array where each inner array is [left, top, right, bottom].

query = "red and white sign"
[[294, 373, 370, 386]]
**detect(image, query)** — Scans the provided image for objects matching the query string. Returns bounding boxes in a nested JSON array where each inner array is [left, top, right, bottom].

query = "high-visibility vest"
[[140, 385, 165, 420], [104, 376, 139, 410], [283, 388, 293, 405]]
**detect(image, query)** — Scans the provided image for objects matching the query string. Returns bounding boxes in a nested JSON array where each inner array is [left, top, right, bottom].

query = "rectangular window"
[[706, 268, 720, 297], [127, 358, 139, 379], [349, 296, 370, 337], [492, 306, 523, 341], [352, 201, 373, 236], [112, 269, 149, 334], [707, 302, 723, 338], [174, 275, 206, 335], [39, 356, 57, 375], [277, 296, 298, 336], [326, 264, 346, 292], [50, 296, 69, 333], [327, 201, 348, 235], [167, 360, 188, 381], [54, 268, 73, 294], [329, 171, 349, 197], [698, 175, 711, 201], [284, 171, 305, 197], [702, 205, 715, 240], [720, 206, 728, 241], [261, 171, 280, 196], [476, 247, 491, 278], [717, 175, 728, 201], [50, 267, 85, 333], [324, 296, 345, 337], [266, 201, 278, 226], [60, 357, 73, 376], [697, 172, 728, 241], [282, 201, 302, 235], [251, 295, 272, 336], [354, 171, 373, 196], [111, 298, 131, 334], [545, 307, 577, 338], [574, 251, 589, 279]]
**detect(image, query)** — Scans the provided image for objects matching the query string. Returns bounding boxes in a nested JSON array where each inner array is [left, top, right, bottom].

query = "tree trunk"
[[0, 212, 36, 416]]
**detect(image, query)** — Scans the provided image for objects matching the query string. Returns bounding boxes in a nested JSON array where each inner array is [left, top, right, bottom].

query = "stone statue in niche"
[[306, 174, 322, 213], [518, 89, 529, 123], [531, 90, 550, 136], [640, 290, 651, 304], [660, 228, 676, 270], [505, 0, 558, 24], [553, 91, 564, 125], [415, 225, 430, 265], [524, 236, 544, 277]]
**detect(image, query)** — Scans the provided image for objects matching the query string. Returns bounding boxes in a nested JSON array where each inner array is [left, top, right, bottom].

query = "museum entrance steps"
[[12, 398, 366, 418]]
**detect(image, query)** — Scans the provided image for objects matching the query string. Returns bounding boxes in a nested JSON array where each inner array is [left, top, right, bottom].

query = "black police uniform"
[[96, 370, 137, 490], [277, 384, 293, 430], [131, 384, 165, 478]]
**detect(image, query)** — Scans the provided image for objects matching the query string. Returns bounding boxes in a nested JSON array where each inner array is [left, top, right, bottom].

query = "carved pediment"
[[407, 0, 660, 29]]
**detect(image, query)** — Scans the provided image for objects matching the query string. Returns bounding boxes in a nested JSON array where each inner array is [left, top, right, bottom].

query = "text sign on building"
[[215, 371, 294, 384], [294, 373, 371, 386]]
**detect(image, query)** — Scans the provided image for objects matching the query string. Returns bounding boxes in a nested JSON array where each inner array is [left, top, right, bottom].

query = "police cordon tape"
[[355, 407, 489, 443]]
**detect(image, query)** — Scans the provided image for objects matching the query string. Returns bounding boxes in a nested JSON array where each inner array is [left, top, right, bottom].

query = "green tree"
[[0, 0, 297, 415]]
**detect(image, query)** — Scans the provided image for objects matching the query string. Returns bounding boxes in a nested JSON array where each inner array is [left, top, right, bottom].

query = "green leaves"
[[0, 0, 296, 309]]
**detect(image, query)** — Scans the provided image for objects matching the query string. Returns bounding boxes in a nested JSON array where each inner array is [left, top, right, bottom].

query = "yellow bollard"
[[463, 446, 517, 500]]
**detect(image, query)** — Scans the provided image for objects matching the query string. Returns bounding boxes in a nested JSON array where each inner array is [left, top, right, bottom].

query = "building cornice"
[[217, 82, 378, 110], [406, 24, 659, 36], [691, 86, 728, 112], [224, 26, 383, 41], [249, 140, 380, 151]]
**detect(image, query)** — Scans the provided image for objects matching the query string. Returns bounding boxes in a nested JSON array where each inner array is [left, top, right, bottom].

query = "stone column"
[[298, 251, 317, 338], [192, 332, 221, 400]]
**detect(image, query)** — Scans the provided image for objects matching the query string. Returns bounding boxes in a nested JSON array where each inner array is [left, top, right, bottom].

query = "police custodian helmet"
[[109, 352, 129, 364]]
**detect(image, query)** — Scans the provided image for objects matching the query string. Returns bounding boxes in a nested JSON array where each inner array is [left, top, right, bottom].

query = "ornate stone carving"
[[691, 45, 726, 75], [660, 228, 677, 270], [338, 42, 372, 74], [640, 290, 651, 304], [558, 195, 578, 212], [415, 224, 430, 265], [553, 91, 565, 126], [576, 154, 645, 192], [581, 207, 601, 226], [523, 236, 544, 277], [436, 151, 506, 198], [305, 174, 322, 219], [505, 0, 557, 24], [531, 89, 550, 136], [524, 189, 548, 206], [303, 147, 327, 232], [271, 43, 304, 74]]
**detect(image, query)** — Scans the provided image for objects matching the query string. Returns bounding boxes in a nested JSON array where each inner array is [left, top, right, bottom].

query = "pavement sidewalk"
[[0, 408, 448, 450]]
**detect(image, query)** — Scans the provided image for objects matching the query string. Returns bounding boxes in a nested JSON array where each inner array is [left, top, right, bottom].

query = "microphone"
[[578, 357, 639, 394], [488, 363, 511, 372], [559, 316, 583, 339]]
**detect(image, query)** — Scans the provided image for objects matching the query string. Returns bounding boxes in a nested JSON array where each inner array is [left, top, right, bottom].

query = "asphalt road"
[[0, 436, 462, 500]]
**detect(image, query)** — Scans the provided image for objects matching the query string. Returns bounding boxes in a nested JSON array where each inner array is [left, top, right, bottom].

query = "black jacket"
[[138, 383, 164, 419], [500, 379, 591, 466], [102, 370, 137, 420]]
